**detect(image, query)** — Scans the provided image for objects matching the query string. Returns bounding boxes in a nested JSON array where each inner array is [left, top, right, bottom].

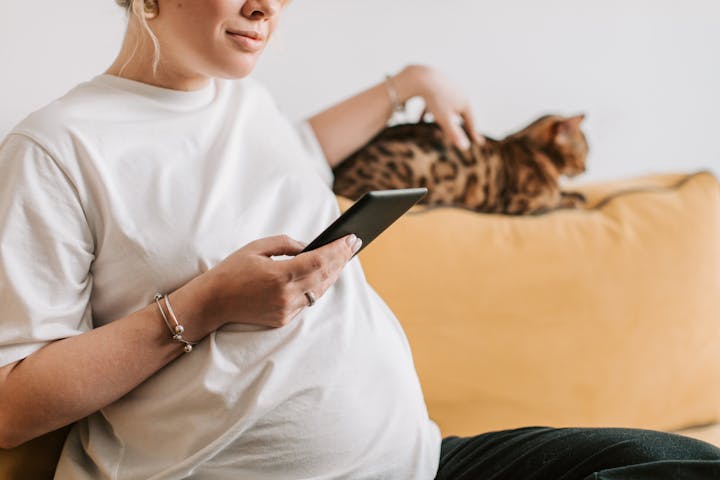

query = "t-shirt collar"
[[94, 74, 217, 110]]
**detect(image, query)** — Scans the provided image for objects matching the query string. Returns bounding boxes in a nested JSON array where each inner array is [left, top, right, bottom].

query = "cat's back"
[[333, 123, 453, 199], [372, 122, 445, 145]]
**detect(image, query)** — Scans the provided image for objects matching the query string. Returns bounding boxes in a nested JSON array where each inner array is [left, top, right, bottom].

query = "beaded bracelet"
[[154, 293, 196, 353], [384, 74, 405, 115]]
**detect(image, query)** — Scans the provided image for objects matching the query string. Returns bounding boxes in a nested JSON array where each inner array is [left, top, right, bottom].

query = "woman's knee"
[[595, 429, 720, 464]]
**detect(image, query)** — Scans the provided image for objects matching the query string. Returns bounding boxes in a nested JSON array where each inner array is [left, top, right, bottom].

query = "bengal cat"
[[332, 114, 588, 215]]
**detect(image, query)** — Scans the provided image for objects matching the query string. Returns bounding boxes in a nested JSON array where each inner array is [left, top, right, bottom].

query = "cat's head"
[[511, 114, 588, 177]]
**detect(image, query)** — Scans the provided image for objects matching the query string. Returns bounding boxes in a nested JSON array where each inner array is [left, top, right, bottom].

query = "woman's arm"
[[0, 283, 213, 449], [0, 234, 359, 449], [307, 64, 484, 169]]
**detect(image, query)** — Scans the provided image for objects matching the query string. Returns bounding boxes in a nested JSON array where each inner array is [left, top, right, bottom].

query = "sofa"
[[354, 170, 720, 442], [2, 170, 719, 479]]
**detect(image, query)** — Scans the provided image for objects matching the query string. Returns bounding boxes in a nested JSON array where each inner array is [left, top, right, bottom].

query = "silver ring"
[[304, 291, 316, 307]]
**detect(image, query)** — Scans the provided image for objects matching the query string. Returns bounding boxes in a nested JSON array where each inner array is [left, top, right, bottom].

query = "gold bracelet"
[[384, 74, 405, 114]]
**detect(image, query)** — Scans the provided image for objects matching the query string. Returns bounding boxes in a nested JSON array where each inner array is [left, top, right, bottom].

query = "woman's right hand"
[[176, 234, 362, 335]]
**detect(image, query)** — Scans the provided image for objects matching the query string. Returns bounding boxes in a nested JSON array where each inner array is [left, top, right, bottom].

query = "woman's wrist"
[[166, 276, 220, 343]]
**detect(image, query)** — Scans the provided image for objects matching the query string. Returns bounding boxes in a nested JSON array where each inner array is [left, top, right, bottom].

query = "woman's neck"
[[105, 21, 211, 92]]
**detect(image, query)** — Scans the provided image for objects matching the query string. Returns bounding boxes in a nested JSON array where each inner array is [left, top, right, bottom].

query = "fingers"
[[415, 65, 483, 149], [290, 234, 360, 280], [249, 235, 307, 258], [435, 111, 472, 151], [460, 107, 485, 146], [280, 234, 362, 308]]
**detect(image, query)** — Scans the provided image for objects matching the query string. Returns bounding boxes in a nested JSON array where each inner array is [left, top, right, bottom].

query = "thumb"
[[251, 235, 307, 257], [308, 234, 362, 260]]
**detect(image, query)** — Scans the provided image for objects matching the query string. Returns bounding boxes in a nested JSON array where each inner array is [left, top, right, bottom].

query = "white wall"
[[0, 2, 125, 134], [2, 1, 718, 182]]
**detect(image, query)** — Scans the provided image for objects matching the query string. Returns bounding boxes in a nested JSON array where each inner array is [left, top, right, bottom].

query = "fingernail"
[[352, 238, 362, 254], [476, 135, 486, 146], [458, 136, 471, 151], [345, 234, 357, 246]]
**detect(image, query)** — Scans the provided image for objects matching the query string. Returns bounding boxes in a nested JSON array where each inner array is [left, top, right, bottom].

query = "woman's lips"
[[226, 30, 265, 52]]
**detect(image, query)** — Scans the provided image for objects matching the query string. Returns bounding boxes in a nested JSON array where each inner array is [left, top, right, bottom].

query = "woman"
[[0, 1, 718, 478]]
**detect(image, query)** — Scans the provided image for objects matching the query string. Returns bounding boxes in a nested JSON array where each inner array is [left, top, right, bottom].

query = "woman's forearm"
[[0, 282, 214, 449], [307, 65, 429, 168], [0, 231, 355, 449]]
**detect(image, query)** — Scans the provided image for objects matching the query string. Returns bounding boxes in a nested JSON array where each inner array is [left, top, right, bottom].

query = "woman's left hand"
[[394, 65, 485, 150]]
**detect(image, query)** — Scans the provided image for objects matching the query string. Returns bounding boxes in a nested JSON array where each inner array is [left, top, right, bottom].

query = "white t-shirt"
[[0, 75, 441, 479]]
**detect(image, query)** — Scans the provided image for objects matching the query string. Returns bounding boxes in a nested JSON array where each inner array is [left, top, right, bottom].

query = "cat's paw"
[[559, 191, 586, 209]]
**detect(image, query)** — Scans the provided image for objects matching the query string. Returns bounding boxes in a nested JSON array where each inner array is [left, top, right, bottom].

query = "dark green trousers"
[[436, 427, 720, 479]]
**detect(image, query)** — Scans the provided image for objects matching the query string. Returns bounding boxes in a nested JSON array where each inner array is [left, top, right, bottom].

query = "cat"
[[332, 114, 589, 215]]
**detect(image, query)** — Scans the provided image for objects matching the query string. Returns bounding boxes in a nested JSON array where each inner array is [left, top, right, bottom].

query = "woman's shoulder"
[[6, 75, 281, 162], [10, 77, 125, 149]]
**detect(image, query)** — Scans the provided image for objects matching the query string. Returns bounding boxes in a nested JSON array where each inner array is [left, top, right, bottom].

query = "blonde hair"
[[115, 0, 161, 74]]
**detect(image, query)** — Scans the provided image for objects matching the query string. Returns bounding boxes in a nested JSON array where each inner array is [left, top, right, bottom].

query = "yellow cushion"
[[349, 171, 720, 436], [675, 423, 720, 447]]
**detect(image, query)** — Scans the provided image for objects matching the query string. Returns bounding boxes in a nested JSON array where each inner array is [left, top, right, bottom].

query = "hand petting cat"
[[396, 64, 486, 151], [307, 64, 481, 168]]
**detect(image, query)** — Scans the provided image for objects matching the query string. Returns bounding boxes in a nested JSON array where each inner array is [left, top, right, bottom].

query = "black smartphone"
[[301, 188, 428, 256]]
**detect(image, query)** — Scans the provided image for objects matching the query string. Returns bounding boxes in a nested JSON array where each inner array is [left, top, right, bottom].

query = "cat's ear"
[[554, 114, 585, 145]]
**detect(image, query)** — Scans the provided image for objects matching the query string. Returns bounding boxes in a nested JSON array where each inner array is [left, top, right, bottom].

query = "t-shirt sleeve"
[[0, 134, 94, 367], [294, 121, 334, 188], [250, 79, 334, 188]]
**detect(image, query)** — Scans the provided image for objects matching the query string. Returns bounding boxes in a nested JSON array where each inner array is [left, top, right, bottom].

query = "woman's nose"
[[241, 0, 280, 20]]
